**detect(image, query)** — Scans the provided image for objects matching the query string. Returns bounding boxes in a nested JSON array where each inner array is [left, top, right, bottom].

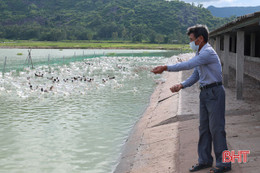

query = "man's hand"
[[151, 65, 167, 74], [170, 84, 183, 93]]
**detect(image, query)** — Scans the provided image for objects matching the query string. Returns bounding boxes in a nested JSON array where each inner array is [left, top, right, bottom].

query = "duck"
[[35, 73, 43, 77], [108, 76, 115, 80]]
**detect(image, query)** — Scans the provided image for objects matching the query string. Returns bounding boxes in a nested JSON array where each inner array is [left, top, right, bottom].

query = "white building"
[[209, 11, 260, 99]]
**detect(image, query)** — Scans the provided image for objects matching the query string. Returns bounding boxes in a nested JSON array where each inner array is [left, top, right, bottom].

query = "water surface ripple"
[[0, 52, 176, 173]]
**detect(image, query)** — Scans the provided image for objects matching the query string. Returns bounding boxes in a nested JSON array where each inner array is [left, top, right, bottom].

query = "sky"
[[181, 0, 260, 8]]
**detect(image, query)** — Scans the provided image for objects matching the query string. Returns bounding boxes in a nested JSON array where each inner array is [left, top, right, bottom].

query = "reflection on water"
[[0, 51, 177, 173]]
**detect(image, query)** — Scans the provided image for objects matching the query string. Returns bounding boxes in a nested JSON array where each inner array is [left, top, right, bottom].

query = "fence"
[[0, 49, 185, 76], [1, 53, 95, 76]]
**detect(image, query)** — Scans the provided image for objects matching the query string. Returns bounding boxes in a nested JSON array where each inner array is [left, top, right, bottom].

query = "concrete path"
[[114, 71, 181, 173]]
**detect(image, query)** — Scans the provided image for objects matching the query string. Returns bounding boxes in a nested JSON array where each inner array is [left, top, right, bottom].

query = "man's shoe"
[[189, 163, 212, 172]]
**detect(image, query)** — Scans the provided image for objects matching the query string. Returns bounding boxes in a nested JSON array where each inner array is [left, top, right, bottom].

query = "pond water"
[[0, 49, 180, 173]]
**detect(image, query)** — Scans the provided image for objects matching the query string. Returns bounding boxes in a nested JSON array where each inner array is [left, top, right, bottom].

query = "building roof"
[[210, 11, 260, 37]]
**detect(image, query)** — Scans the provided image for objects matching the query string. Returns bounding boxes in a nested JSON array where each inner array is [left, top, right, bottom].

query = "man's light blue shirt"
[[167, 43, 222, 88]]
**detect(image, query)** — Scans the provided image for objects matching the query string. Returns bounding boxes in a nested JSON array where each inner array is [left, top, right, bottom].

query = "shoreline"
[[0, 46, 184, 50], [113, 54, 193, 173], [0, 41, 190, 50], [114, 71, 181, 173]]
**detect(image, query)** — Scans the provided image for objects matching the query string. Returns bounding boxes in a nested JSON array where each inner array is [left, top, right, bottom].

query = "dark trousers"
[[198, 85, 231, 167]]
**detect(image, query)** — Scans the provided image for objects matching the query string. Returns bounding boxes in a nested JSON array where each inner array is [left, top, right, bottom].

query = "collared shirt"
[[167, 43, 222, 88]]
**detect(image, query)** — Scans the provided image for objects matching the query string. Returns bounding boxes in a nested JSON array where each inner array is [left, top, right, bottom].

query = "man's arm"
[[151, 65, 199, 89], [168, 68, 199, 94], [152, 52, 211, 74], [167, 50, 215, 72], [169, 68, 199, 93], [151, 65, 167, 74], [181, 68, 199, 88]]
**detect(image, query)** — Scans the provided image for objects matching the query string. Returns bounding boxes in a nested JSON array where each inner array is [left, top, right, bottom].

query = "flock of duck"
[[19, 56, 138, 94], [30, 71, 116, 92], [0, 55, 168, 96]]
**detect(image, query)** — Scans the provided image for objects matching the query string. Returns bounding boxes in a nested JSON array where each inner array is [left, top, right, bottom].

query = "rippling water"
[[0, 50, 179, 173]]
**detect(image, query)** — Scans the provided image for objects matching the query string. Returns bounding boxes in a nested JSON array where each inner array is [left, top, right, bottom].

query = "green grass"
[[0, 40, 190, 50]]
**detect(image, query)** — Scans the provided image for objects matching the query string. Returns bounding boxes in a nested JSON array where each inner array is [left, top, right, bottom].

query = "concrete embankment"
[[114, 53, 260, 173]]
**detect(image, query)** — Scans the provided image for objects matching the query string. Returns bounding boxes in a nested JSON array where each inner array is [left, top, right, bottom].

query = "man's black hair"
[[187, 24, 209, 43]]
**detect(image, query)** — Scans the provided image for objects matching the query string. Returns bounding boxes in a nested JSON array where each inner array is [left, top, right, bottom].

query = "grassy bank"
[[0, 40, 190, 50]]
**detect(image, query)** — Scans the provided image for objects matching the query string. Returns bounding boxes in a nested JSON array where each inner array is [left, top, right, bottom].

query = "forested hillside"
[[0, 0, 233, 43]]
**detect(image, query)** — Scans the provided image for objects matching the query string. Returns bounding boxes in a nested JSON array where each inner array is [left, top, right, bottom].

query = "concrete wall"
[[210, 32, 260, 99], [218, 51, 260, 82]]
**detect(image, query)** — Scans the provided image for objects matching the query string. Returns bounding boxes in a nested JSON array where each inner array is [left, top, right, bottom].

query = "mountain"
[[0, 0, 232, 43], [207, 5, 260, 18]]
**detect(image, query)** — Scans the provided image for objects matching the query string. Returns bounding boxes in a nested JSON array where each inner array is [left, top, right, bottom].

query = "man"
[[151, 25, 231, 173]]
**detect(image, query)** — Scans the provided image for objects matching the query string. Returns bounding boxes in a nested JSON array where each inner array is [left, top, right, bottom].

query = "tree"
[[132, 33, 144, 42], [155, 34, 164, 44], [0, 0, 234, 42], [112, 32, 118, 40]]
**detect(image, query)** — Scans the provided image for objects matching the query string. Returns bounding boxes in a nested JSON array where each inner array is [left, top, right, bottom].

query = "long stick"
[[29, 50, 34, 69], [3, 56, 7, 75], [158, 93, 177, 103]]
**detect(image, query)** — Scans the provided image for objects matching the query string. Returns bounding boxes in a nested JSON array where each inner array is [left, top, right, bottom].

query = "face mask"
[[189, 39, 199, 51]]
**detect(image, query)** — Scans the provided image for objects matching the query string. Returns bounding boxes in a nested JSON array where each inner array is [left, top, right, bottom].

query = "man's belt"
[[200, 82, 222, 90]]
